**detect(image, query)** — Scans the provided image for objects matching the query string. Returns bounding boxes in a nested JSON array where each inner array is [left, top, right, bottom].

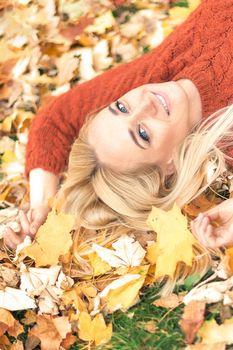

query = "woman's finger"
[[18, 210, 31, 236], [192, 214, 210, 247], [3, 227, 25, 250]]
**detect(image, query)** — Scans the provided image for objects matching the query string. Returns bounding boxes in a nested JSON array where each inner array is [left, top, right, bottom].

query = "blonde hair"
[[56, 104, 233, 293]]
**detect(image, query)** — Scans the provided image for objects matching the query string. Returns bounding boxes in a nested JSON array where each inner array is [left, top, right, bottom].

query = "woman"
[[4, 0, 233, 249]]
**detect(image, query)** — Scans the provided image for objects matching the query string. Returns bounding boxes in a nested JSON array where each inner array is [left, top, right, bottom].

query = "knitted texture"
[[25, 0, 233, 176]]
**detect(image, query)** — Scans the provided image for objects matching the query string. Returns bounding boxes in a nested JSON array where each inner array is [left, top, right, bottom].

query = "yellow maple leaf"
[[88, 252, 112, 276], [198, 318, 233, 345], [22, 210, 74, 267], [146, 203, 196, 279], [99, 265, 149, 313], [78, 312, 112, 346]]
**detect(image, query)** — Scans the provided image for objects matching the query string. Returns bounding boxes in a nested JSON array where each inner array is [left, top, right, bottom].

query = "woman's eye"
[[138, 125, 150, 142], [116, 101, 128, 113]]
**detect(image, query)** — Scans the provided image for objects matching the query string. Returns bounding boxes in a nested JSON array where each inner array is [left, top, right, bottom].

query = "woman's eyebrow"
[[108, 105, 118, 115]]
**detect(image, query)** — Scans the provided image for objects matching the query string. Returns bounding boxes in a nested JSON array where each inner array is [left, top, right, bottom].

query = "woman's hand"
[[191, 198, 233, 248], [3, 205, 51, 250]]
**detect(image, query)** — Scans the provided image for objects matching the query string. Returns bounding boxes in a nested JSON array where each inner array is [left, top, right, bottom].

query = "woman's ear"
[[164, 159, 175, 175]]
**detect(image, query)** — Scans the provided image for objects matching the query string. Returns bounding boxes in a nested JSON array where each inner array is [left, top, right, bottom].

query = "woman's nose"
[[129, 96, 157, 124]]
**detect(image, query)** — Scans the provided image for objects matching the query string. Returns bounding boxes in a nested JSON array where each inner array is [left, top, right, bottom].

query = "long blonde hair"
[[57, 105, 233, 229], [56, 104, 233, 292]]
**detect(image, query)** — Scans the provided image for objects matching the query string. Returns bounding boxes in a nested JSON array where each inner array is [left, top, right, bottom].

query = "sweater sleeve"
[[25, 0, 213, 177]]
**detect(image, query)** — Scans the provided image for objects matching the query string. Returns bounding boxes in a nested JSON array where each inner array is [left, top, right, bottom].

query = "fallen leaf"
[[0, 263, 20, 289], [185, 344, 225, 350], [78, 312, 112, 346], [20, 264, 61, 296], [180, 301, 206, 344], [88, 252, 112, 276], [183, 277, 233, 304], [0, 308, 15, 336], [153, 293, 183, 308], [85, 11, 115, 35], [0, 287, 36, 311], [0, 335, 11, 350], [146, 203, 196, 279], [9, 340, 24, 350], [99, 266, 149, 313], [225, 247, 233, 272], [92, 234, 146, 268], [29, 315, 71, 350], [22, 210, 74, 267], [21, 310, 37, 325], [60, 333, 77, 350], [198, 318, 233, 345], [144, 320, 157, 333]]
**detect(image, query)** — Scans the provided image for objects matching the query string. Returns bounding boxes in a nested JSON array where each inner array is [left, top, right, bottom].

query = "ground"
[[0, 0, 233, 349]]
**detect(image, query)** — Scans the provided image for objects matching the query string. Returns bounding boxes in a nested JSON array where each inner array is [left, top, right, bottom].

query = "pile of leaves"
[[0, 0, 233, 349]]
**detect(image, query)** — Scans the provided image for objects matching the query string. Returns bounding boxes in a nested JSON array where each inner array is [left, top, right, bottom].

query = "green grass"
[[71, 284, 186, 350], [105, 286, 185, 350]]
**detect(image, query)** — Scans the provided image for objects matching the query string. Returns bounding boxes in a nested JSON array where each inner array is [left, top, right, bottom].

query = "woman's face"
[[88, 81, 201, 173]]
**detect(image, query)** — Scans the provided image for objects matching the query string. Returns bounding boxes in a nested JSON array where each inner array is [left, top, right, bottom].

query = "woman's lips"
[[152, 92, 171, 115]]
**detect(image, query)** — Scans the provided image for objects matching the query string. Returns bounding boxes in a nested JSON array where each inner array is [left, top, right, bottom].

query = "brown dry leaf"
[[0, 335, 11, 350], [0, 308, 15, 336], [144, 320, 157, 333], [29, 315, 71, 350], [21, 310, 37, 325], [7, 320, 24, 338], [153, 293, 183, 308], [24, 335, 40, 350], [225, 247, 233, 272], [198, 318, 233, 345], [22, 209, 74, 267], [183, 194, 217, 219], [78, 312, 112, 346], [9, 340, 24, 350], [60, 333, 77, 350], [0, 263, 20, 289], [185, 344, 225, 350], [180, 301, 206, 344], [146, 203, 196, 279]]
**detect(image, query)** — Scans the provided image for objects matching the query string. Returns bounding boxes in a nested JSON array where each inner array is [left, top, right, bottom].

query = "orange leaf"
[[180, 301, 206, 344], [0, 308, 15, 336], [226, 247, 233, 272], [153, 293, 183, 309], [60, 333, 77, 350], [29, 315, 71, 350]]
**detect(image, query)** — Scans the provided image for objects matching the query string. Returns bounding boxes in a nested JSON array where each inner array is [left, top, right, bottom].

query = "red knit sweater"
[[25, 0, 233, 177]]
